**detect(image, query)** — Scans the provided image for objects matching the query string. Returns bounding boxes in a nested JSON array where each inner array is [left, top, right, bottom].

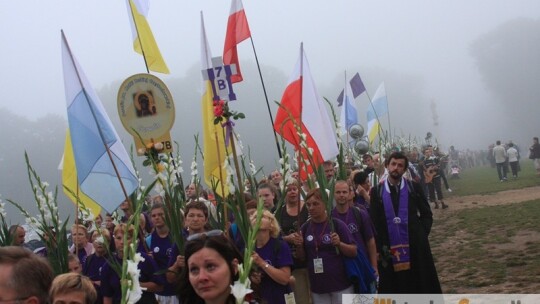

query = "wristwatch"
[[264, 263, 270, 269]]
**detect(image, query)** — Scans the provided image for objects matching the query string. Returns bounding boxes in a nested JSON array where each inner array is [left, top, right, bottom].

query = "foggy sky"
[[1, 0, 539, 148]]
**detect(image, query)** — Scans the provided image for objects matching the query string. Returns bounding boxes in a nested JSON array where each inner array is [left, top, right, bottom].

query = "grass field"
[[430, 161, 540, 293], [445, 159, 540, 196]]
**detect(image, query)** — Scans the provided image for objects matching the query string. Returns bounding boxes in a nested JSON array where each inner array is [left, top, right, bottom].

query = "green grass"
[[446, 160, 540, 196], [432, 200, 540, 292]]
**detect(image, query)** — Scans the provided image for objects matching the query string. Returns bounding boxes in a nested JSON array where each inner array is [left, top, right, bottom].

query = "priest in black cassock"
[[370, 151, 442, 293]]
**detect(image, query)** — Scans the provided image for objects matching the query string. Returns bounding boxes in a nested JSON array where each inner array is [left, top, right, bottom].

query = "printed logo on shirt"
[[348, 223, 359, 234], [322, 234, 332, 244], [166, 247, 172, 257]]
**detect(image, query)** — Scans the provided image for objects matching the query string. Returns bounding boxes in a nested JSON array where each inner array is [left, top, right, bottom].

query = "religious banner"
[[117, 73, 175, 155]]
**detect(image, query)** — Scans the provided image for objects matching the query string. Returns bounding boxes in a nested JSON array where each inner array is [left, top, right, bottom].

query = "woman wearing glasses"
[[251, 210, 293, 304], [178, 231, 243, 304]]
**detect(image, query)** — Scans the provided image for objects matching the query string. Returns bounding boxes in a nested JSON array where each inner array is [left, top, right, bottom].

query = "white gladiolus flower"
[[126, 255, 144, 304], [249, 161, 257, 175], [231, 280, 252, 304], [42, 182, 49, 188], [154, 142, 164, 150], [137, 148, 146, 155]]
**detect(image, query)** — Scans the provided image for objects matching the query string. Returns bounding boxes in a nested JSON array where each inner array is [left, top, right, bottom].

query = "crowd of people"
[[3, 137, 539, 304]]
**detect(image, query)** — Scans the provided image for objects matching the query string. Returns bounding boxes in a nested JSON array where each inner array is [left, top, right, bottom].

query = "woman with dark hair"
[[178, 233, 243, 304], [352, 170, 371, 210], [277, 179, 310, 304]]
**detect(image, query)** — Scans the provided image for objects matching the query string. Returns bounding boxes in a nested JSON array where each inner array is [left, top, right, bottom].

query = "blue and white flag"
[[61, 31, 138, 212], [367, 82, 388, 143], [339, 80, 358, 140]]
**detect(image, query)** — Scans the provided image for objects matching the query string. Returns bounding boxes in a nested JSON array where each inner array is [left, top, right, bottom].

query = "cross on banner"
[[202, 56, 237, 101]]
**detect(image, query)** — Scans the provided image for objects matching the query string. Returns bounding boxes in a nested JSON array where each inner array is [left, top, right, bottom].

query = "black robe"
[[369, 179, 442, 293]]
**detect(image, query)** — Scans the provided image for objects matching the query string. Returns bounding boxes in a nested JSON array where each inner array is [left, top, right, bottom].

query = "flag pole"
[[249, 37, 282, 159], [297, 43, 304, 229], [127, 0, 150, 74], [386, 90, 393, 144], [61, 30, 133, 208]]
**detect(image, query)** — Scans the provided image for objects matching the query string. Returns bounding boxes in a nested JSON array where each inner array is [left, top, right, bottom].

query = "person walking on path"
[[493, 140, 508, 182]]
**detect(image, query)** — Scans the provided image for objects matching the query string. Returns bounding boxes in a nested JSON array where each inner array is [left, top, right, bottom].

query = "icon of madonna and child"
[[134, 91, 157, 118]]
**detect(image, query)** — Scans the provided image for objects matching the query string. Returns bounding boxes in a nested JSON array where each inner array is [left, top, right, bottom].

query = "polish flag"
[[223, 0, 251, 83], [274, 45, 339, 178]]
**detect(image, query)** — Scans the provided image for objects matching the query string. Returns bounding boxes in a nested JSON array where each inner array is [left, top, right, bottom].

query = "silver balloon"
[[348, 124, 364, 140], [354, 140, 370, 155]]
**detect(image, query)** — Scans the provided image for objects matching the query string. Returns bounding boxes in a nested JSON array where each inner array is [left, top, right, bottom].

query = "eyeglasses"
[[187, 229, 223, 241]]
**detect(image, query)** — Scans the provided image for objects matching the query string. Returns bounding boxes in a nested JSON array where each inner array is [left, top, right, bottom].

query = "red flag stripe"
[[223, 0, 251, 83]]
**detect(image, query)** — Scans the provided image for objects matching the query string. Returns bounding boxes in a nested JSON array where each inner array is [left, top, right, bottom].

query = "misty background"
[[1, 1, 539, 224]]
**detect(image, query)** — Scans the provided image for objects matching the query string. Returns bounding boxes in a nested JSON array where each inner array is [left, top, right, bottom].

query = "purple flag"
[[337, 72, 366, 106]]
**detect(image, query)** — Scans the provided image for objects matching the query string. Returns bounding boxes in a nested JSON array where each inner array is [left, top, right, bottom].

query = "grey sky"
[[1, 0, 539, 149]]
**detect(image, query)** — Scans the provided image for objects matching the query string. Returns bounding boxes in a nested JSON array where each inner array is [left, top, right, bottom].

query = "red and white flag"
[[274, 45, 339, 178], [223, 0, 251, 83]]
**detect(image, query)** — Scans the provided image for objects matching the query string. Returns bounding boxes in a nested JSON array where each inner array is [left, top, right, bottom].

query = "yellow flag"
[[202, 82, 230, 198], [62, 130, 102, 216], [128, 0, 169, 74]]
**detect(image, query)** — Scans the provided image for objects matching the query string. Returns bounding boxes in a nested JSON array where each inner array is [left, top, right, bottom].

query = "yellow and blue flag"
[[61, 31, 138, 212]]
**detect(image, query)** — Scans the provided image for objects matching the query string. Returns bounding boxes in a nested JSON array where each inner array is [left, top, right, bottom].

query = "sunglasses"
[[186, 229, 223, 241]]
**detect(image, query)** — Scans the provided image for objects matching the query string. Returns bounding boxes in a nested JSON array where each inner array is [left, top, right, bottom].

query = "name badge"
[[284, 292, 296, 304], [314, 258, 324, 274]]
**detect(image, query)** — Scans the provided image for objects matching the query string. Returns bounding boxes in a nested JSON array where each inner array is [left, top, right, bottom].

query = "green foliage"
[[7, 152, 70, 275], [0, 212, 13, 247]]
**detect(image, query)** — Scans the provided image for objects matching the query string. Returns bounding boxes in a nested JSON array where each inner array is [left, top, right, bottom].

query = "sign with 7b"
[[202, 56, 237, 101]]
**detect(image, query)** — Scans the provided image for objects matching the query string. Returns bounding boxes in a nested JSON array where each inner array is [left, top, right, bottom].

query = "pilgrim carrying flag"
[[61, 31, 138, 212], [339, 79, 358, 139], [201, 14, 230, 198], [126, 0, 169, 74], [274, 45, 339, 178], [223, 0, 251, 83], [61, 130, 102, 217], [337, 72, 366, 106], [367, 82, 388, 143]]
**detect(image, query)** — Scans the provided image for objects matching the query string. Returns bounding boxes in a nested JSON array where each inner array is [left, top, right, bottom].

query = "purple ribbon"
[[221, 119, 235, 147], [382, 178, 411, 271]]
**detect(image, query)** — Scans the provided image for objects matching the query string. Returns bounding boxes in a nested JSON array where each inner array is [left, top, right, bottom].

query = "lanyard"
[[310, 220, 328, 257]]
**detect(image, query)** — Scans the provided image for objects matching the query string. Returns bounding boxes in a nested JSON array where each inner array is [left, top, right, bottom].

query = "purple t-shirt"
[[147, 231, 175, 296], [331, 206, 375, 258], [83, 253, 107, 303], [301, 218, 353, 294], [255, 238, 293, 304], [100, 252, 164, 301]]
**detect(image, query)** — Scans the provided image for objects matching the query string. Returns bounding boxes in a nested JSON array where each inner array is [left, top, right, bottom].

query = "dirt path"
[[430, 186, 540, 293], [441, 186, 540, 210]]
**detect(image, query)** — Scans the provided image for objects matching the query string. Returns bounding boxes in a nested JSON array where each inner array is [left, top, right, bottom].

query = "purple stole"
[[382, 178, 411, 271]]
